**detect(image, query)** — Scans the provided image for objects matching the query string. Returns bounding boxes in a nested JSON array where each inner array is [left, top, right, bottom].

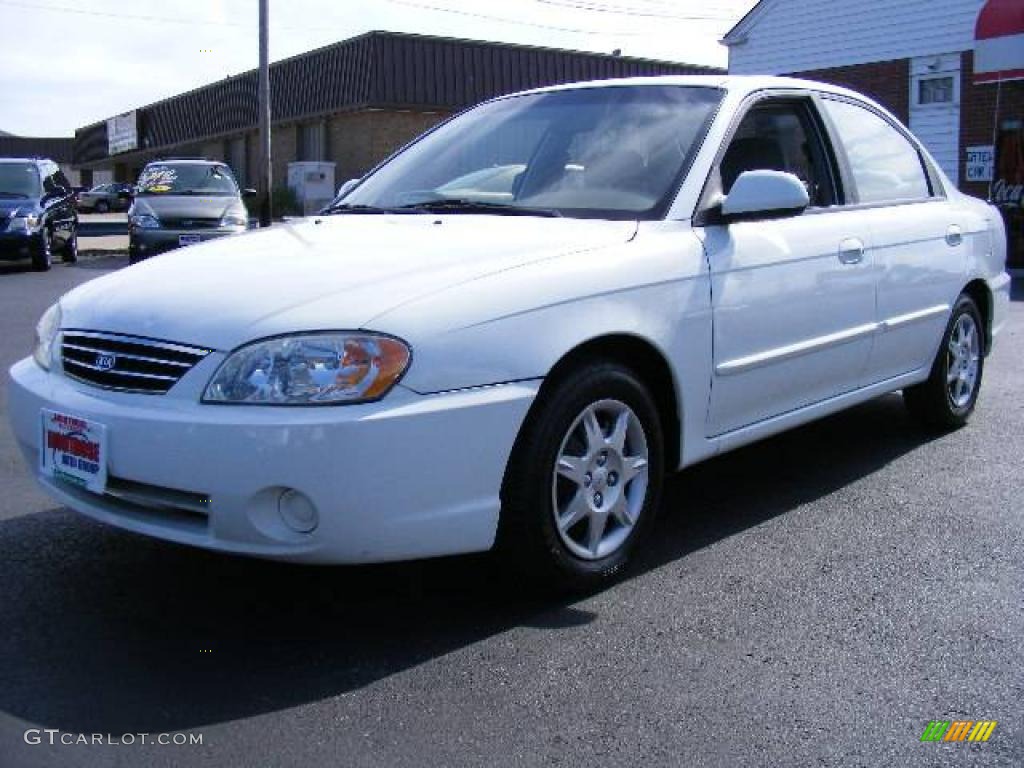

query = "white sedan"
[[8, 76, 1010, 590]]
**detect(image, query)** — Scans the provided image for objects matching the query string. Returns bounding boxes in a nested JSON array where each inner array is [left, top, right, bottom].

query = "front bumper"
[[8, 357, 538, 563], [0, 230, 43, 261], [130, 226, 245, 258]]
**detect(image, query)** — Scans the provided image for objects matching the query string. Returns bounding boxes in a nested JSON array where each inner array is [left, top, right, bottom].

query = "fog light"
[[277, 489, 318, 533]]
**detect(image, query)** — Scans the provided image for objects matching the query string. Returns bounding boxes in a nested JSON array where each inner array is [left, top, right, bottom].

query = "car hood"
[[133, 195, 243, 219], [59, 214, 637, 351], [0, 198, 34, 215]]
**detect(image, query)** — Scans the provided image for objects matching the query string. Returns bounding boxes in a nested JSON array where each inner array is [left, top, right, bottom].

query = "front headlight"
[[33, 303, 61, 370], [130, 213, 160, 229], [10, 209, 42, 233], [203, 333, 412, 405], [220, 213, 248, 228]]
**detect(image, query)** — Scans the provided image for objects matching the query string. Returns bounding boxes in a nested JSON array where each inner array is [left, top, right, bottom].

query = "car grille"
[[160, 218, 222, 230], [61, 331, 211, 394]]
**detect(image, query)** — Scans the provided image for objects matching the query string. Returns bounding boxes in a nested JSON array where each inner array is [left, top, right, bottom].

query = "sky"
[[0, 0, 757, 137]]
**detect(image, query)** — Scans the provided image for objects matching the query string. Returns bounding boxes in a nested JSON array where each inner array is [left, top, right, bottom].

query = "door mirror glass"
[[720, 170, 809, 219]]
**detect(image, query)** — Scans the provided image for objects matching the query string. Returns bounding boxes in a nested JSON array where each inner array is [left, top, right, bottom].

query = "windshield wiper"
[[321, 202, 421, 215], [398, 198, 561, 217], [0, 192, 29, 198]]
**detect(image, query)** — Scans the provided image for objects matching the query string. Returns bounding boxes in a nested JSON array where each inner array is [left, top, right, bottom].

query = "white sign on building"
[[965, 145, 995, 182], [107, 111, 138, 155]]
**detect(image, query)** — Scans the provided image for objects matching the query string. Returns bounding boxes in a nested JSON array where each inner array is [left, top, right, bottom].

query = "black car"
[[0, 158, 78, 271]]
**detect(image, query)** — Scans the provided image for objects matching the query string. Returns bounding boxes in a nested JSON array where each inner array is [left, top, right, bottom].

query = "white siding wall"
[[909, 54, 961, 183], [728, 0, 984, 74]]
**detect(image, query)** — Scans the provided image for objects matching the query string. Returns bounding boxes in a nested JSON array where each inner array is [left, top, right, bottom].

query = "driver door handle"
[[838, 237, 865, 265]]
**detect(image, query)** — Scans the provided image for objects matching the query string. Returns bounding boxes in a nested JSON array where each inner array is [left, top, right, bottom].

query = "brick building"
[[723, 0, 1024, 268], [72, 31, 717, 210]]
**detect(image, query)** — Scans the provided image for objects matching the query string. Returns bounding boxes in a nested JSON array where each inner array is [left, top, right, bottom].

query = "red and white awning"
[[975, 0, 1024, 84]]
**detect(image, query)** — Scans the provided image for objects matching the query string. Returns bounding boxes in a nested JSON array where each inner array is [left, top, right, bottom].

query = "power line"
[[382, 0, 650, 36], [0, 0, 344, 34], [534, 0, 739, 22]]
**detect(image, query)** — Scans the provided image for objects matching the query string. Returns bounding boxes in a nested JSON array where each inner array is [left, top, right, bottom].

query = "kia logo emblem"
[[95, 353, 116, 371]]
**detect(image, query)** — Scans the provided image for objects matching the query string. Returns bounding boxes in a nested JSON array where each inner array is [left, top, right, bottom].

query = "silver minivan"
[[128, 159, 254, 264]]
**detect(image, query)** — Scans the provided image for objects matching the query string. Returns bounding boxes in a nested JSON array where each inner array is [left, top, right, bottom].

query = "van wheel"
[[61, 231, 78, 264], [31, 229, 52, 272], [904, 294, 984, 430], [497, 361, 664, 592]]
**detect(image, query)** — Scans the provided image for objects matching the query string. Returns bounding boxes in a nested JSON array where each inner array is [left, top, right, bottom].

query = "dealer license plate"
[[40, 410, 108, 494]]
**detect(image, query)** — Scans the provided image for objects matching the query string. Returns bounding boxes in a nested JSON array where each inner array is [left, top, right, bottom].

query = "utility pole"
[[258, 0, 272, 227]]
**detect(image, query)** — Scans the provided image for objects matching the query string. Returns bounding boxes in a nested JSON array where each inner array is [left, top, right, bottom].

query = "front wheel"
[[31, 229, 52, 272], [903, 294, 985, 430], [497, 361, 664, 592]]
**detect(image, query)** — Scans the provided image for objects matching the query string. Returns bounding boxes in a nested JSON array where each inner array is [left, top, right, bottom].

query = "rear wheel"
[[498, 361, 664, 592], [61, 230, 78, 264], [903, 294, 984, 430]]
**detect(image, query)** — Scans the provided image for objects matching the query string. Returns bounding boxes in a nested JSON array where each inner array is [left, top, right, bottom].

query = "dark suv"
[[0, 158, 78, 271]]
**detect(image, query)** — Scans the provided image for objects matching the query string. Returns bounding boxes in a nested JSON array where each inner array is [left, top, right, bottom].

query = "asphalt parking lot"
[[0, 257, 1021, 767]]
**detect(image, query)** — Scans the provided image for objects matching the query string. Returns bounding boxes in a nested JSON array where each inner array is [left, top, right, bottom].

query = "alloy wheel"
[[551, 399, 649, 560], [947, 312, 980, 409]]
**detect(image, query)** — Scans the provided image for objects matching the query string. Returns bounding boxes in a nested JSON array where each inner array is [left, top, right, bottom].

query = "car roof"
[[506, 74, 871, 104], [143, 159, 226, 166], [0, 157, 45, 165]]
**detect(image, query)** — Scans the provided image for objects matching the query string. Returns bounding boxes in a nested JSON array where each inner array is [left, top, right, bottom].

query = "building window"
[[297, 121, 327, 162], [918, 76, 955, 106]]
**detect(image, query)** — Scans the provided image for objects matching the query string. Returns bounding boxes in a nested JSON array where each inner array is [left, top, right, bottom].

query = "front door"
[[699, 97, 877, 436]]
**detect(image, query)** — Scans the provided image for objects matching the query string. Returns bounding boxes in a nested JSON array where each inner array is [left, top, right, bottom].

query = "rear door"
[[697, 94, 878, 436], [820, 97, 966, 381]]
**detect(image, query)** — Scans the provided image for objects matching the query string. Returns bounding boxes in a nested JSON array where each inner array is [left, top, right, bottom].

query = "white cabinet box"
[[287, 161, 336, 216]]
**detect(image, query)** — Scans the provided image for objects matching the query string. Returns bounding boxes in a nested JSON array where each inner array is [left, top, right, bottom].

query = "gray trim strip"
[[716, 322, 878, 376], [715, 303, 949, 376], [878, 304, 949, 331]]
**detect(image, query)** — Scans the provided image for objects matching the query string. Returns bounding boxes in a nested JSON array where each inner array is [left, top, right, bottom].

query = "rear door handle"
[[946, 225, 963, 247], [838, 237, 865, 265]]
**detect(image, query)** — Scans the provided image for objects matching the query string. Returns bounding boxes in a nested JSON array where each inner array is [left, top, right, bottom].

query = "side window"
[[821, 99, 931, 204], [42, 167, 57, 194], [718, 100, 836, 207]]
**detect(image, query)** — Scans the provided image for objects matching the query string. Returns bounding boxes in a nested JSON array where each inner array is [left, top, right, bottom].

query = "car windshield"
[[0, 162, 41, 198], [136, 164, 238, 196], [338, 85, 723, 219]]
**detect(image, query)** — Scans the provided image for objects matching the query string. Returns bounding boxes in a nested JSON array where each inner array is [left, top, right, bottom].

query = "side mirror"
[[242, 188, 258, 199], [336, 179, 359, 200], [720, 170, 809, 220]]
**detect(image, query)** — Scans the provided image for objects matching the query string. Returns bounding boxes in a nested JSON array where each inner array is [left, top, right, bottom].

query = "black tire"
[[497, 361, 664, 593], [61, 230, 78, 264], [31, 229, 52, 272], [95, 200, 110, 213], [903, 293, 985, 431]]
